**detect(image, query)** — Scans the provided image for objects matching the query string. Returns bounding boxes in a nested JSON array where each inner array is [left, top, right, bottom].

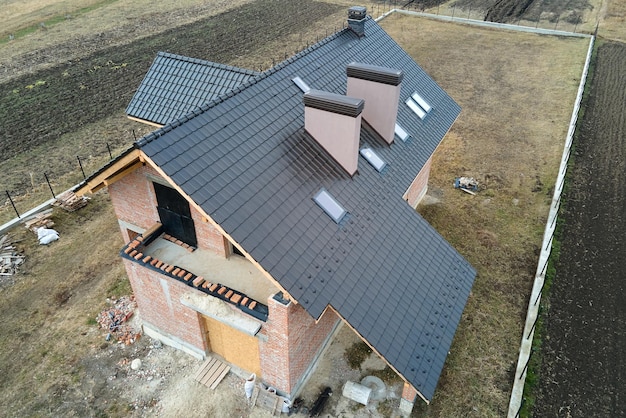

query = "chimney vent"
[[348, 6, 367, 37], [347, 62, 404, 144], [303, 90, 364, 176]]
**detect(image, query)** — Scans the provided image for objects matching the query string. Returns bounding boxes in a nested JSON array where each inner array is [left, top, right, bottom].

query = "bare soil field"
[[533, 40, 626, 417], [0, 1, 597, 417]]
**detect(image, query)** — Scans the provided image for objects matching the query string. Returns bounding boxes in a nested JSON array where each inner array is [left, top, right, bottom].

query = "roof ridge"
[[158, 51, 260, 75]]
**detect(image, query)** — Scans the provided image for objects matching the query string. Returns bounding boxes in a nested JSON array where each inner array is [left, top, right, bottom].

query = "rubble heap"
[[97, 295, 141, 345]]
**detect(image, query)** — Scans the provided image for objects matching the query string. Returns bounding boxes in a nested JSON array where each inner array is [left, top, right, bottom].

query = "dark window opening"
[[153, 182, 197, 247], [232, 244, 245, 257]]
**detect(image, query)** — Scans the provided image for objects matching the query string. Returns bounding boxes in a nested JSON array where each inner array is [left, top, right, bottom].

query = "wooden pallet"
[[193, 356, 230, 389]]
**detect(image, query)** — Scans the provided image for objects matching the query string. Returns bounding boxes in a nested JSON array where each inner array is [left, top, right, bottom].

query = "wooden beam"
[[103, 160, 144, 186], [75, 149, 141, 196], [140, 154, 296, 303], [126, 115, 164, 129]]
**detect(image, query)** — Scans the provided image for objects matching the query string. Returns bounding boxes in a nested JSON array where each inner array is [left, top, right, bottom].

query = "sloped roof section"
[[126, 52, 258, 126], [135, 18, 475, 401]]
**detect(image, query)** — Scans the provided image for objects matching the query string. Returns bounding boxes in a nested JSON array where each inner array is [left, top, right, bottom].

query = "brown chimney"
[[348, 6, 367, 37], [303, 90, 364, 176], [346, 62, 403, 144]]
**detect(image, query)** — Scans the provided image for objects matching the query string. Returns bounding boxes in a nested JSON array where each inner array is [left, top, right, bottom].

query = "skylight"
[[394, 123, 410, 142], [292, 76, 310, 93], [411, 92, 432, 113], [360, 148, 386, 172], [406, 97, 426, 119], [314, 189, 347, 223], [405, 91, 432, 120]]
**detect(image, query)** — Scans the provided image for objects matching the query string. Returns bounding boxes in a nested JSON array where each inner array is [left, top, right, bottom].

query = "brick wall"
[[108, 165, 228, 256], [109, 165, 160, 242], [123, 258, 207, 352], [259, 297, 339, 395], [405, 156, 433, 208]]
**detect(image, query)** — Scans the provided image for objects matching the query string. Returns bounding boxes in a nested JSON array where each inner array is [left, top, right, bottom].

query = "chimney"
[[347, 6, 367, 37], [346, 62, 403, 144], [303, 90, 364, 176]]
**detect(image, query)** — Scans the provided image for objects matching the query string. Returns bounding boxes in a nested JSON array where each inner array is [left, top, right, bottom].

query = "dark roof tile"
[[135, 18, 474, 402]]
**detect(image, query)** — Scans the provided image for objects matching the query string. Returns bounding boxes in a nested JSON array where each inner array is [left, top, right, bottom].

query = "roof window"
[[360, 148, 387, 172], [292, 77, 311, 93], [406, 92, 432, 120], [394, 123, 410, 141], [314, 189, 347, 223]]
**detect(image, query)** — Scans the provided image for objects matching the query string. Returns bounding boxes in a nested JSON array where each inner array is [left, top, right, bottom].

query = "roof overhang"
[[75, 147, 144, 196]]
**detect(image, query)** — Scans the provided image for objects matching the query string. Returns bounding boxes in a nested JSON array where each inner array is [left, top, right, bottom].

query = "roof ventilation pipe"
[[347, 6, 367, 37], [347, 62, 404, 144], [303, 90, 364, 176]]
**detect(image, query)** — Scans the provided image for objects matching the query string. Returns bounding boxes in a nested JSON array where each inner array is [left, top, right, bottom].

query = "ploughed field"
[[534, 40, 626, 417]]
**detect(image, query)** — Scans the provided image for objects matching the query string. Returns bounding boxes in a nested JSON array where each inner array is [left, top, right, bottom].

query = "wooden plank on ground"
[[193, 356, 230, 390], [195, 358, 218, 382], [199, 360, 223, 385], [209, 364, 230, 390]]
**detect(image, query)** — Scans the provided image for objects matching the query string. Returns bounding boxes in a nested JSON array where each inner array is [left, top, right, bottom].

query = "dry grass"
[[0, 0, 256, 80], [600, 0, 626, 42], [0, 193, 126, 415], [381, 14, 589, 416]]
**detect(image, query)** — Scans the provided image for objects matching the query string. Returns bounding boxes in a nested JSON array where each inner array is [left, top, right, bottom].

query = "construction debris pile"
[[23, 209, 54, 232], [53, 190, 88, 212], [0, 234, 24, 278], [97, 295, 141, 345]]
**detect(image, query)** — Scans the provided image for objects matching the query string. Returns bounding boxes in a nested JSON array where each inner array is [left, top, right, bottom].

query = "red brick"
[[142, 255, 152, 263], [133, 252, 144, 260], [231, 294, 242, 304], [192, 276, 204, 287], [165, 265, 175, 273], [241, 297, 249, 306], [209, 283, 218, 292], [249, 301, 257, 310], [225, 290, 233, 299], [184, 272, 193, 281], [172, 267, 181, 276]]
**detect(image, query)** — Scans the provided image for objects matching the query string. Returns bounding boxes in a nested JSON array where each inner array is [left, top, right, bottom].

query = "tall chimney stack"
[[348, 6, 367, 37], [303, 90, 364, 176], [347, 62, 403, 144]]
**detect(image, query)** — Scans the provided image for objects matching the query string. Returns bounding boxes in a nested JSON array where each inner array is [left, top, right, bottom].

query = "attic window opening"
[[360, 148, 386, 172], [292, 77, 310, 93], [394, 123, 410, 142], [314, 189, 347, 223], [406, 92, 432, 120]]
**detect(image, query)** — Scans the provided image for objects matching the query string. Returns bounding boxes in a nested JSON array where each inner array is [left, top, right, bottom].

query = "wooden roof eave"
[[75, 148, 143, 196]]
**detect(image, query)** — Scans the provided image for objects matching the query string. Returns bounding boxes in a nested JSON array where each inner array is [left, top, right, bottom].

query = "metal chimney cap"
[[348, 6, 367, 20]]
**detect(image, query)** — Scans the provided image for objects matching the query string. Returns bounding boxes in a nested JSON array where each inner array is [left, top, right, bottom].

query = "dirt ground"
[[533, 40, 626, 417], [47, 305, 401, 417]]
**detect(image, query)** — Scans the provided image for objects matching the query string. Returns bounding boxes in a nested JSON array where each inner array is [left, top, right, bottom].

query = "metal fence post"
[[44, 172, 55, 198], [6, 190, 19, 218], [77, 156, 86, 179]]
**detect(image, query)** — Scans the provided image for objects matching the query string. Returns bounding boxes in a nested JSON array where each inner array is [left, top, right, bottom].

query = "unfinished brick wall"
[[405, 156, 433, 208], [123, 259, 207, 352], [109, 165, 160, 242], [259, 297, 339, 395], [108, 165, 228, 256]]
